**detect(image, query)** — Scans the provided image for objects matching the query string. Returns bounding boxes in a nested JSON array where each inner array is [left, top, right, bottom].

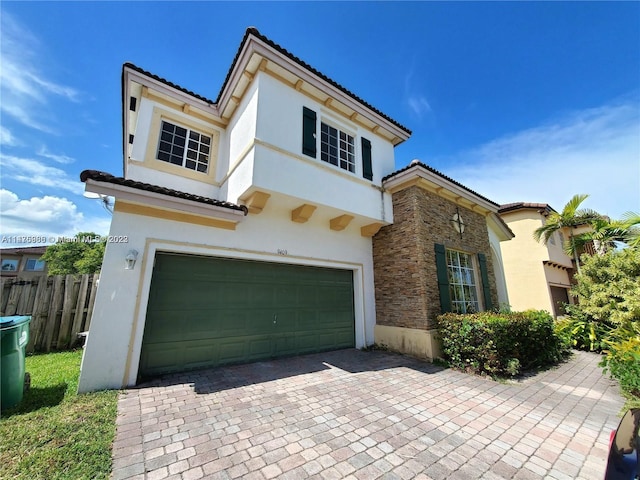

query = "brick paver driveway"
[[111, 349, 624, 480]]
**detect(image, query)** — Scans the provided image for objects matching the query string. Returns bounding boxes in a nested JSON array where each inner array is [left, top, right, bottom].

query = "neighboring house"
[[0, 246, 48, 279], [498, 202, 577, 317], [372, 160, 513, 360], [78, 28, 510, 392]]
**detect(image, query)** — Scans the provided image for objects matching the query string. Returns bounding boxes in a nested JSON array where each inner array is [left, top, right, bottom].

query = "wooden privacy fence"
[[0, 274, 99, 353]]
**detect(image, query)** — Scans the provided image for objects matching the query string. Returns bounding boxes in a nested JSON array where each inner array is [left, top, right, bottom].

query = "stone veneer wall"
[[373, 186, 499, 330]]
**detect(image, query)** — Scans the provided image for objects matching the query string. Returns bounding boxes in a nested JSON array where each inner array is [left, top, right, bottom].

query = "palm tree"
[[533, 194, 602, 274], [620, 211, 640, 249], [572, 217, 626, 256], [571, 211, 640, 254]]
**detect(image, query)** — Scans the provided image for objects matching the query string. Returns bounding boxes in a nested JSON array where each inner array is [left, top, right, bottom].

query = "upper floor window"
[[302, 107, 373, 180], [157, 121, 210, 173], [1, 259, 18, 272], [447, 249, 479, 314], [320, 123, 355, 173], [25, 259, 45, 271]]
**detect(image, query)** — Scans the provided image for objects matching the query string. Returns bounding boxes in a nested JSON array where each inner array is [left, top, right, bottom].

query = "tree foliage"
[[40, 232, 106, 275], [569, 248, 640, 403], [620, 211, 640, 249], [571, 248, 640, 325]]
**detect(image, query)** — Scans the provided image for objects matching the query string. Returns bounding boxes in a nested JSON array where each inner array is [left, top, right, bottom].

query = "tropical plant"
[[567, 248, 640, 402], [620, 211, 640, 249], [533, 194, 602, 273], [572, 212, 640, 255], [571, 217, 625, 255], [571, 248, 640, 325]]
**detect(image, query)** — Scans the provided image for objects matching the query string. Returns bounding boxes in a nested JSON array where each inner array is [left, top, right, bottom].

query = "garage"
[[138, 253, 355, 378]]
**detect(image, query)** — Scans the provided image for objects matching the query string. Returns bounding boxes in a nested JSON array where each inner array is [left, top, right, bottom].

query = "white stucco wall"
[[78, 203, 378, 392], [226, 79, 259, 176], [125, 95, 225, 198], [223, 73, 394, 223], [254, 73, 397, 182]]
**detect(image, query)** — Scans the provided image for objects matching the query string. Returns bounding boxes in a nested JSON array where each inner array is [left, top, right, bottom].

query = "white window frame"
[[320, 121, 356, 173], [446, 249, 480, 314], [156, 120, 211, 173]]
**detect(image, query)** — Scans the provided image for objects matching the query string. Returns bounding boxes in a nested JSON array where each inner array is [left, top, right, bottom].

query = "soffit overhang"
[[384, 164, 499, 215]]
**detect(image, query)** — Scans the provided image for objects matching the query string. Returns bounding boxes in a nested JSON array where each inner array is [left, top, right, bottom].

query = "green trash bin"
[[1, 315, 31, 410]]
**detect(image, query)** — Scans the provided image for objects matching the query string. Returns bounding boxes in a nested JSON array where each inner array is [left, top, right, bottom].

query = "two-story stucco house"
[[78, 28, 512, 392], [78, 28, 411, 392], [498, 202, 577, 317]]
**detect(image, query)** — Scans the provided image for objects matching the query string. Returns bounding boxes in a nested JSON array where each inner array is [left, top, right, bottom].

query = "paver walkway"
[[111, 349, 624, 480]]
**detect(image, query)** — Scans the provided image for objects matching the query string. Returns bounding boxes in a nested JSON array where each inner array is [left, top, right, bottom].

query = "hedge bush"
[[437, 310, 570, 377]]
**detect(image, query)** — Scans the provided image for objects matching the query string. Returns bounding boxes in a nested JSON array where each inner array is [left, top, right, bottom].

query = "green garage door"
[[139, 253, 355, 378]]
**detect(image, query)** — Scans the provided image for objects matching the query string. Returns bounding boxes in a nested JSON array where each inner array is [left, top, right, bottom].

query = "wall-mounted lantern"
[[124, 250, 138, 270], [452, 207, 466, 239]]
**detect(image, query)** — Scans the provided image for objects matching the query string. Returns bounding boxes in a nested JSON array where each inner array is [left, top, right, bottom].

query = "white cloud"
[[37, 145, 75, 164], [0, 12, 80, 133], [0, 126, 18, 146], [407, 95, 432, 118], [0, 189, 83, 241], [404, 62, 433, 120], [0, 190, 111, 245], [0, 154, 83, 195], [440, 97, 640, 219]]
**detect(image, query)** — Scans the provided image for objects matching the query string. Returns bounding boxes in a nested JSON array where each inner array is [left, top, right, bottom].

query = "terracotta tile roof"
[[123, 63, 217, 105], [80, 170, 248, 214], [124, 27, 411, 135], [499, 202, 556, 215], [383, 160, 499, 207]]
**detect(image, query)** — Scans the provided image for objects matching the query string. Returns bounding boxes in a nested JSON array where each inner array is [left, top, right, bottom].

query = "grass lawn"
[[0, 349, 118, 480]]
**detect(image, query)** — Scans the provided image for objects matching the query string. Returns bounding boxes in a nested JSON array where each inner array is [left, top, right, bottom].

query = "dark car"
[[605, 408, 640, 480]]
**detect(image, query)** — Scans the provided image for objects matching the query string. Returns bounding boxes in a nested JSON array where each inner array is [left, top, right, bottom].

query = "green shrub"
[[555, 305, 614, 352], [600, 336, 640, 398], [599, 321, 640, 400], [437, 310, 570, 377]]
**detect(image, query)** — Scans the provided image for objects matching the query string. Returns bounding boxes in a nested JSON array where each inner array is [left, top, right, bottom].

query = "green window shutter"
[[361, 137, 373, 180], [477, 253, 493, 311], [435, 243, 452, 313], [302, 107, 317, 158]]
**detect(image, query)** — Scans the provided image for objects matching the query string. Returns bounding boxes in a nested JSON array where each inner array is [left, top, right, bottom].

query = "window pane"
[[320, 122, 355, 174], [161, 131, 173, 142], [447, 249, 480, 312], [172, 145, 184, 157]]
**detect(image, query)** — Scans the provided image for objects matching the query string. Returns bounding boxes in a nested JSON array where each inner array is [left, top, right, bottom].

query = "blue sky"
[[1, 2, 639, 245]]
